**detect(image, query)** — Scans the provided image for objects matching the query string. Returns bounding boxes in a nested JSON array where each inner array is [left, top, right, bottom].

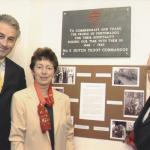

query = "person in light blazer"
[[9, 47, 75, 150]]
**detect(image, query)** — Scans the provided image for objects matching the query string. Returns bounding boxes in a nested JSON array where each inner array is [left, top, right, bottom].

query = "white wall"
[[1, 0, 150, 149]]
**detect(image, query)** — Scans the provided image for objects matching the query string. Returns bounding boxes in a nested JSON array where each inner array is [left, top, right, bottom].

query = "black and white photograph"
[[110, 119, 127, 140], [53, 66, 76, 84], [110, 119, 135, 140], [124, 89, 144, 118], [112, 67, 140, 87], [126, 120, 134, 136]]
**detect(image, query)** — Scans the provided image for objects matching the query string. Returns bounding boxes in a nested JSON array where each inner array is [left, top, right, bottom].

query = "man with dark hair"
[[0, 14, 26, 150]]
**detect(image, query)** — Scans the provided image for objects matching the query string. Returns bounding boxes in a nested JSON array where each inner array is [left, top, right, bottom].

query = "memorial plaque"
[[61, 7, 131, 57]]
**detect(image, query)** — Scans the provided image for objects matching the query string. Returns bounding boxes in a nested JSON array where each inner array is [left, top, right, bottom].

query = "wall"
[[1, 0, 150, 149]]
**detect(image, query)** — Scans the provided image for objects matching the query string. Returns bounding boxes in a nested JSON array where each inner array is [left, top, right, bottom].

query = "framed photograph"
[[110, 119, 127, 140], [110, 119, 134, 140], [123, 89, 144, 118], [112, 67, 140, 87], [126, 120, 134, 136], [53, 66, 76, 84]]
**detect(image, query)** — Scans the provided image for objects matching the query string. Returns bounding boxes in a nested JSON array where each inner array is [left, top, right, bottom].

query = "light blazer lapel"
[[27, 84, 50, 140], [53, 90, 61, 136], [25, 85, 62, 140]]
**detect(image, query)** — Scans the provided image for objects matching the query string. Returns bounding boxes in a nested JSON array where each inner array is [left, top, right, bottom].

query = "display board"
[[53, 65, 147, 141]]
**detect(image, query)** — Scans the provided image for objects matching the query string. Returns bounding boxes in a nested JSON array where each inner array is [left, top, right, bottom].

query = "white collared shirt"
[[0, 58, 5, 90]]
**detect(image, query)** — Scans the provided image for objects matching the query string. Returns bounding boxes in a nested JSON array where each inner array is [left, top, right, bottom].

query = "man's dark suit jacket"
[[0, 58, 26, 150], [134, 96, 150, 150]]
